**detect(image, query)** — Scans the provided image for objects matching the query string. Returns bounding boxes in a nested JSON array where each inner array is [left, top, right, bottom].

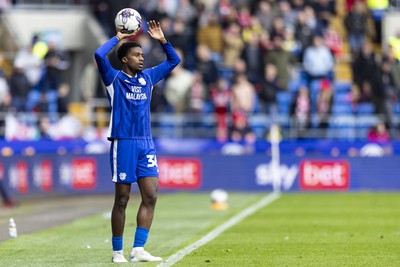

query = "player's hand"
[[147, 20, 167, 44], [116, 30, 137, 41]]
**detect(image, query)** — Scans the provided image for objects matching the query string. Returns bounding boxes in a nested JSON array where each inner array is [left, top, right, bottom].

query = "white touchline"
[[157, 191, 281, 267]]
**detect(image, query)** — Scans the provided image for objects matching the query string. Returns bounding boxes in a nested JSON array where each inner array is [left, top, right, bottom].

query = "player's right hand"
[[116, 30, 137, 40]]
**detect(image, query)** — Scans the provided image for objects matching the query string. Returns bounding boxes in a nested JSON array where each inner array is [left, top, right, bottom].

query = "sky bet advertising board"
[[1, 152, 400, 197]]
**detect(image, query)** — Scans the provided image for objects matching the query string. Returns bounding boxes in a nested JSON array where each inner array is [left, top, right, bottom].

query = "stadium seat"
[[329, 114, 356, 128], [393, 103, 400, 115], [276, 91, 292, 105], [288, 79, 301, 93], [355, 115, 379, 128], [334, 92, 350, 104], [278, 103, 291, 115], [249, 114, 270, 139], [334, 81, 352, 92], [356, 103, 375, 114], [327, 127, 356, 140], [332, 104, 353, 114]]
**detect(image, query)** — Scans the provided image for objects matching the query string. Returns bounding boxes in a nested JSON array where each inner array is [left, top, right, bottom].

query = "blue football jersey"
[[94, 37, 180, 139]]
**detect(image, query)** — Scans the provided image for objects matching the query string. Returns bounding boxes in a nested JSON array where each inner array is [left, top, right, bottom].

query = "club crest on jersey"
[[138, 77, 146, 85], [119, 172, 127, 181]]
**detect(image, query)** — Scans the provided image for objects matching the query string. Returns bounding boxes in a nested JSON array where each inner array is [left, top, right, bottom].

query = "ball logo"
[[158, 158, 202, 189], [299, 160, 349, 190], [121, 9, 131, 23]]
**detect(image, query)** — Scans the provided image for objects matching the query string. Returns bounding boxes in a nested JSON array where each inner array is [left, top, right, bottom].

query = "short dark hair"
[[117, 42, 141, 63]]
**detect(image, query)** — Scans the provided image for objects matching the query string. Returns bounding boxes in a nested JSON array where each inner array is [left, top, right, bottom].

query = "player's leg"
[[109, 139, 137, 263], [130, 177, 162, 262], [111, 182, 131, 262]]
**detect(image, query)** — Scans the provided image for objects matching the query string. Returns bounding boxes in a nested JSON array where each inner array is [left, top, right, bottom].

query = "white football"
[[210, 189, 229, 203], [115, 8, 142, 34]]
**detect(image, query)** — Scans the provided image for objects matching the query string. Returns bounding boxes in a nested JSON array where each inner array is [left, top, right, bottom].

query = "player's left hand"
[[147, 20, 166, 44]]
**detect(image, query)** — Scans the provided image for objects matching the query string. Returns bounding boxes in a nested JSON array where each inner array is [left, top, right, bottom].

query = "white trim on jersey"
[[112, 139, 118, 182], [106, 83, 115, 138]]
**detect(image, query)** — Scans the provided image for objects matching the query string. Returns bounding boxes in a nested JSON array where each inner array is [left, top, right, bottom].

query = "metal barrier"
[[1, 107, 398, 141]]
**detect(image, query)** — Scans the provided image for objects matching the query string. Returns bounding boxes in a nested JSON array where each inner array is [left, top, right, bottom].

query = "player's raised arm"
[[144, 20, 181, 84], [146, 20, 167, 44], [94, 30, 138, 85]]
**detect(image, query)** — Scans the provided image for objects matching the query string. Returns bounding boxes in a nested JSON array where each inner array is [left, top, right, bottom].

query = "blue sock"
[[112, 236, 123, 251], [133, 227, 149, 248]]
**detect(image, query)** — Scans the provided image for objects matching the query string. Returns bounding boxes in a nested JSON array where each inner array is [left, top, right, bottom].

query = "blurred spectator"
[[267, 34, 292, 89], [344, 0, 368, 55], [295, 10, 316, 60], [312, 0, 336, 31], [31, 35, 49, 60], [230, 73, 257, 116], [57, 83, 70, 115], [222, 22, 244, 68], [258, 64, 282, 115], [345, 0, 357, 12], [211, 77, 231, 142], [164, 50, 194, 113], [270, 17, 286, 40], [381, 46, 400, 99], [368, 121, 390, 142], [0, 53, 11, 138], [352, 41, 385, 113], [241, 32, 265, 84], [188, 71, 208, 113], [324, 24, 343, 58], [388, 28, 400, 61], [255, 0, 274, 32], [0, 53, 10, 107], [27, 39, 70, 120], [9, 64, 30, 112], [379, 47, 400, 127], [316, 79, 333, 129], [302, 35, 335, 84], [80, 58, 99, 102], [176, 0, 197, 24], [236, 5, 252, 28], [196, 13, 223, 61], [39, 113, 82, 140], [93, 0, 113, 37], [278, 0, 297, 28], [367, 0, 389, 44], [291, 85, 311, 138], [229, 111, 257, 144], [195, 44, 219, 87], [169, 18, 194, 69], [282, 26, 302, 57], [5, 113, 39, 140], [217, 0, 233, 26], [242, 16, 264, 43], [13, 36, 43, 92], [0, 180, 17, 208]]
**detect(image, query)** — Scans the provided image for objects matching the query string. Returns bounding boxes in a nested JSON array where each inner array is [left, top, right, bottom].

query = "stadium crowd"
[[0, 0, 398, 142]]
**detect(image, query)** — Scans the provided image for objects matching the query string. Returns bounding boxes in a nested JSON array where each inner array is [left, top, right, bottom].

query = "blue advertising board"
[[1, 152, 399, 198]]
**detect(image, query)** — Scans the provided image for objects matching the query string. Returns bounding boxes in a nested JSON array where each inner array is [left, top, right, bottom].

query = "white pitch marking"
[[157, 191, 281, 267]]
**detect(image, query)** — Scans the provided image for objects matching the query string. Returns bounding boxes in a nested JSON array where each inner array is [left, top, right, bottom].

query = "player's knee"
[[143, 193, 157, 207], [116, 194, 130, 208]]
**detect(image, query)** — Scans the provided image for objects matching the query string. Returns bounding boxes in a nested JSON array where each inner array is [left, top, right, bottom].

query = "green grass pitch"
[[0, 192, 399, 267]]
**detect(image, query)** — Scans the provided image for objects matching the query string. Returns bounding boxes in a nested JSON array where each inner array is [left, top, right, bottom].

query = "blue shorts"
[[109, 139, 159, 184]]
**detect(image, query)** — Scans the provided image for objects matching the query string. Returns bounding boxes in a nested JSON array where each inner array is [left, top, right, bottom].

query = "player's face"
[[125, 47, 144, 72]]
